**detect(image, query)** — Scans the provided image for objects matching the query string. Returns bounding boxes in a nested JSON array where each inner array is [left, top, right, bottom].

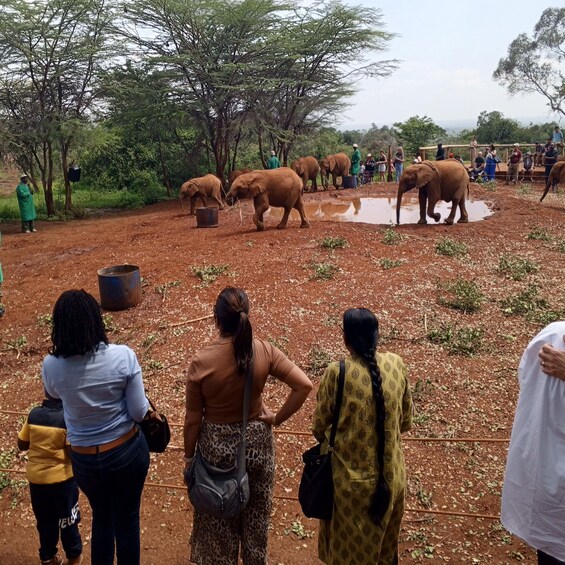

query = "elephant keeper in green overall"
[[350, 143, 361, 186], [16, 175, 37, 233]]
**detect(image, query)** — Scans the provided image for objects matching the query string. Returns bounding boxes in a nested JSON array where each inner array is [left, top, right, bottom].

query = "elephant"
[[228, 168, 253, 185], [540, 161, 565, 202], [319, 152, 351, 190], [179, 174, 224, 215], [396, 159, 469, 225], [291, 156, 320, 192], [225, 168, 309, 231]]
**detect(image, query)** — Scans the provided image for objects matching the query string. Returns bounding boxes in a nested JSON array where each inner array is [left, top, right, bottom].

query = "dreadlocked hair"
[[50, 289, 108, 358], [215, 287, 253, 374], [343, 308, 390, 525]]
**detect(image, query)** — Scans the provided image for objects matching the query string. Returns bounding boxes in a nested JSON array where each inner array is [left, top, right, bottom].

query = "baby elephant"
[[225, 168, 309, 231], [179, 174, 224, 215]]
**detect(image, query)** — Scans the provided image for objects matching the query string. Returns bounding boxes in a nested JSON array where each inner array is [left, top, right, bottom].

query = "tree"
[[474, 111, 519, 144], [0, 0, 116, 214], [493, 7, 565, 118], [392, 116, 446, 158]]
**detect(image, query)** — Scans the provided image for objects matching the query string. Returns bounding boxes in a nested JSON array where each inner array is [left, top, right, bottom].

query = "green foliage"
[[438, 278, 484, 313], [557, 240, 565, 253], [320, 236, 347, 249], [379, 258, 403, 269], [527, 227, 552, 241], [497, 254, 539, 281], [309, 262, 339, 281], [493, 8, 565, 118], [0, 449, 16, 491], [155, 281, 181, 300], [102, 314, 118, 333], [427, 323, 484, 356], [474, 111, 519, 144], [483, 180, 497, 192], [500, 284, 561, 323], [382, 228, 404, 245], [6, 335, 27, 355], [192, 264, 230, 286], [435, 237, 468, 258], [392, 115, 446, 157], [37, 314, 53, 328]]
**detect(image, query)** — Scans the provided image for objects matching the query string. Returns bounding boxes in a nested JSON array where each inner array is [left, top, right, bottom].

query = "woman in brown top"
[[184, 287, 312, 565]]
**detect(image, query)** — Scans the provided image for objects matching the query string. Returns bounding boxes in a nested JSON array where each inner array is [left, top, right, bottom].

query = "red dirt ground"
[[0, 176, 564, 564]]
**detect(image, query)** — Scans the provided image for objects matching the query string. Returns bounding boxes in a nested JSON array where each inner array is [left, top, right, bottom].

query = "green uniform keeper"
[[267, 150, 280, 169], [16, 175, 37, 233]]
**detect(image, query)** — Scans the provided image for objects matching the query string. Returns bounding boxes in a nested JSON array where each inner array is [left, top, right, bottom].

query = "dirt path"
[[0, 180, 563, 564]]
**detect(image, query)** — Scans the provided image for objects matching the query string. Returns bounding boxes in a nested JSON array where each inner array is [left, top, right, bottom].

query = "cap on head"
[[353, 143, 358, 148], [20, 174, 28, 180], [366, 153, 372, 157], [270, 150, 275, 155], [513, 143, 519, 147]]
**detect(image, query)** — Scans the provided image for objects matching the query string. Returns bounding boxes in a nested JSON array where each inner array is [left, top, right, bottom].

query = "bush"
[[427, 323, 484, 356], [497, 254, 539, 281], [438, 278, 484, 313], [435, 237, 468, 258], [129, 170, 167, 205], [321, 236, 347, 249], [117, 191, 145, 209], [527, 227, 552, 241], [382, 228, 404, 245]]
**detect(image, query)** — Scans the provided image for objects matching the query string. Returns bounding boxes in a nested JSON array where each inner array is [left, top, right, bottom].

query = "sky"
[[338, 1, 561, 130]]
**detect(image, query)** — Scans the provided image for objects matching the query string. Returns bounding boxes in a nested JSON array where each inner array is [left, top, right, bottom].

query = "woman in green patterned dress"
[[312, 308, 413, 565]]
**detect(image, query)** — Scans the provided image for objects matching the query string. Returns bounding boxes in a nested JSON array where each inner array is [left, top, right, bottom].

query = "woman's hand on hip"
[[258, 403, 277, 427]]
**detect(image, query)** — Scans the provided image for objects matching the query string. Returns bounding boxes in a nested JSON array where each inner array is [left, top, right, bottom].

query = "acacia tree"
[[493, 7, 565, 118], [250, 2, 398, 166], [0, 0, 116, 214], [392, 116, 446, 158]]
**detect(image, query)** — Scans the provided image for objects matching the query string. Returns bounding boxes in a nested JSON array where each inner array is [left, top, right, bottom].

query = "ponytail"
[[233, 310, 253, 374]]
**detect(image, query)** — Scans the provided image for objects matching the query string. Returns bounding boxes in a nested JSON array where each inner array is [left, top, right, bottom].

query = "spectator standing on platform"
[[552, 126, 563, 152], [377, 151, 387, 182], [435, 143, 445, 161], [393, 147, 404, 182], [535, 142, 545, 167], [363, 154, 376, 184], [267, 151, 280, 169], [506, 143, 522, 185], [544, 143, 558, 190], [18, 393, 83, 565], [485, 144, 498, 181], [469, 136, 478, 163], [16, 175, 37, 233]]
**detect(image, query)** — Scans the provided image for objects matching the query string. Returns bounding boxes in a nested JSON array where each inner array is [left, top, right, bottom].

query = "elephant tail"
[[396, 185, 403, 224], [540, 176, 552, 202]]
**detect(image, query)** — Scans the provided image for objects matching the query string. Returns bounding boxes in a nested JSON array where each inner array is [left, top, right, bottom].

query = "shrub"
[[379, 258, 403, 269], [382, 228, 404, 245], [192, 264, 230, 285], [500, 284, 561, 323], [527, 227, 552, 241], [497, 254, 539, 281], [435, 237, 468, 258], [321, 236, 347, 249], [310, 262, 339, 280], [427, 323, 484, 356], [438, 278, 484, 313], [117, 191, 145, 209]]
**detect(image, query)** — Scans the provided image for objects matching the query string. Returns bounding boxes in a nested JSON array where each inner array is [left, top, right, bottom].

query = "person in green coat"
[[350, 144, 361, 186], [267, 150, 280, 169], [16, 175, 37, 233]]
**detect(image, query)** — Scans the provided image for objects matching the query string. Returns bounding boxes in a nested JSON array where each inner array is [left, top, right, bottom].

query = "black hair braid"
[[233, 310, 253, 374], [364, 347, 390, 525]]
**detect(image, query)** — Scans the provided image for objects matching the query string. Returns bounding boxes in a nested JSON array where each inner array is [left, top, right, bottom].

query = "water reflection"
[[265, 195, 493, 225]]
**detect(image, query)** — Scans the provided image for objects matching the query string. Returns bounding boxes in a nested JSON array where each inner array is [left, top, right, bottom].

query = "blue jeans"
[[71, 430, 150, 565], [395, 163, 403, 181]]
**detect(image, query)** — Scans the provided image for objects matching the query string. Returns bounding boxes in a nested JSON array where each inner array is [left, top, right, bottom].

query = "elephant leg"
[[426, 194, 441, 223], [199, 194, 207, 208], [457, 197, 469, 223], [253, 196, 268, 231], [417, 189, 428, 224], [212, 195, 224, 209], [445, 199, 458, 225], [189, 196, 196, 216], [293, 199, 310, 229], [333, 173, 339, 189], [277, 207, 292, 229], [311, 177, 318, 192]]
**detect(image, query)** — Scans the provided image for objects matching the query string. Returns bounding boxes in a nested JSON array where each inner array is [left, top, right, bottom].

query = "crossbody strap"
[[328, 359, 346, 451], [237, 354, 254, 477]]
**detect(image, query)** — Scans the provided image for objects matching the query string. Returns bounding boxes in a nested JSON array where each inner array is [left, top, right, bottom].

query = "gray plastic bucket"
[[342, 175, 357, 189], [195, 207, 219, 228], [97, 265, 141, 311]]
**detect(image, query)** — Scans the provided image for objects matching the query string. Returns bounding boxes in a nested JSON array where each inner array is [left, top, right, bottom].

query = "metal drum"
[[195, 207, 219, 228], [97, 265, 141, 310], [342, 175, 357, 189]]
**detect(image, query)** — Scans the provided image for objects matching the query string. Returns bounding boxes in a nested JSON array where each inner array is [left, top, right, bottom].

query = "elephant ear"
[[247, 174, 268, 198], [415, 164, 436, 189], [328, 155, 336, 170]]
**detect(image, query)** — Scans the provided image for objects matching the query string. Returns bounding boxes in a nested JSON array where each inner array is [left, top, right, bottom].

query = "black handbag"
[[298, 359, 345, 520], [139, 397, 171, 453], [185, 360, 253, 519]]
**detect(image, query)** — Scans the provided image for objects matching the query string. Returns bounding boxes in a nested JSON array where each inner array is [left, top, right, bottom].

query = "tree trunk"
[[61, 141, 72, 211], [157, 141, 172, 197], [45, 141, 55, 217]]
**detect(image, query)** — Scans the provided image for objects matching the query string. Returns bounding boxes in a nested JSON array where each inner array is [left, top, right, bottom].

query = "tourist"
[[184, 287, 312, 565], [363, 153, 376, 184], [393, 146, 404, 181], [539, 333, 565, 380], [16, 175, 37, 233], [469, 151, 486, 182], [267, 150, 280, 169], [535, 142, 545, 167], [485, 144, 498, 181], [506, 143, 522, 185], [469, 136, 478, 163], [377, 151, 387, 182], [501, 321, 565, 565], [552, 125, 563, 153], [42, 289, 151, 565], [544, 143, 558, 190], [18, 393, 83, 565], [435, 143, 445, 161], [522, 151, 534, 182], [312, 308, 412, 565]]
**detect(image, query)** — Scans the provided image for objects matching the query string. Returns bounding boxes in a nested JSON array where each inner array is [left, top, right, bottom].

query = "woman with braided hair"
[[183, 286, 312, 564], [312, 308, 413, 565]]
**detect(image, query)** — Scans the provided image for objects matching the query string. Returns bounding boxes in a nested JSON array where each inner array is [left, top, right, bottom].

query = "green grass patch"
[[438, 278, 484, 313], [102, 314, 118, 332], [500, 284, 562, 323], [527, 226, 552, 241], [518, 184, 532, 195], [192, 264, 230, 285], [497, 254, 539, 281], [320, 236, 347, 250], [382, 228, 404, 245], [427, 323, 484, 356], [379, 258, 403, 270], [483, 180, 497, 192], [435, 236, 468, 258], [309, 262, 339, 281], [155, 280, 181, 300]]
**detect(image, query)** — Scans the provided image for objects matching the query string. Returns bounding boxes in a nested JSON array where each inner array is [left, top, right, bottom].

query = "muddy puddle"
[[266, 195, 493, 225]]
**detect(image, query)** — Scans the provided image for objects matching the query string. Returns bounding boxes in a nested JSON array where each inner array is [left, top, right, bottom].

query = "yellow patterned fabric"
[[312, 352, 413, 565]]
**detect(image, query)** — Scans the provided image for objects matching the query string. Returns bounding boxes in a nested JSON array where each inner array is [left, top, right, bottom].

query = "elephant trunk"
[[396, 184, 404, 224], [540, 177, 552, 202]]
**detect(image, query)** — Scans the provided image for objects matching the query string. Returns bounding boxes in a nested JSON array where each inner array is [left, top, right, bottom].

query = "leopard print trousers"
[[190, 419, 275, 565]]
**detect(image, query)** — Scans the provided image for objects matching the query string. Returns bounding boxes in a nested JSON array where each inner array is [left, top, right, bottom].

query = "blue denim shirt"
[[42, 343, 149, 446]]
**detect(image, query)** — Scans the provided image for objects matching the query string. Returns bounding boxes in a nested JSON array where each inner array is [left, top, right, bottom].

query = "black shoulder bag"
[[298, 359, 346, 520], [185, 360, 253, 519], [139, 397, 171, 453]]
